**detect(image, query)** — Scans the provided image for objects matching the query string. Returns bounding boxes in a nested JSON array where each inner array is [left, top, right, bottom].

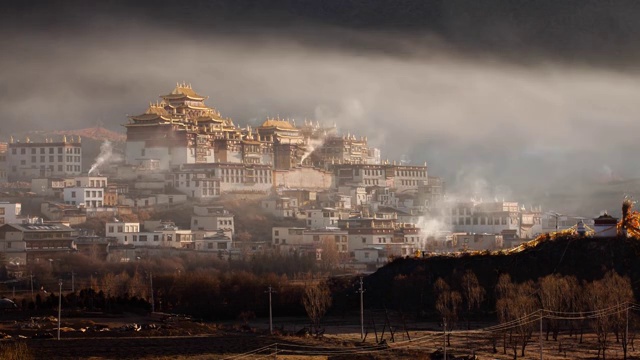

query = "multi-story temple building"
[[124, 84, 230, 170], [124, 83, 382, 174]]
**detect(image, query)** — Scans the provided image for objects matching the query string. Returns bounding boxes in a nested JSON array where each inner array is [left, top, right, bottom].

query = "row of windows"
[[452, 217, 514, 226], [27, 155, 80, 163], [363, 169, 383, 176], [399, 179, 421, 186], [221, 176, 272, 183], [10, 147, 80, 155], [13, 163, 80, 172], [108, 225, 140, 233], [69, 190, 103, 198], [125, 234, 166, 242], [200, 188, 219, 196], [88, 180, 107, 187], [396, 170, 426, 177], [24, 232, 71, 239]]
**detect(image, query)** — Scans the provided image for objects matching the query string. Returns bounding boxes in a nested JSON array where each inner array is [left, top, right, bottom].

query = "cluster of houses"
[[0, 84, 618, 272]]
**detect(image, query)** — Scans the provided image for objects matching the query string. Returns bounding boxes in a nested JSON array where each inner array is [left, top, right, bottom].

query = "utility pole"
[[30, 273, 34, 300], [539, 312, 543, 360], [625, 305, 629, 360], [266, 286, 276, 335], [150, 272, 155, 313], [443, 318, 447, 360], [357, 277, 365, 340], [58, 279, 62, 340]]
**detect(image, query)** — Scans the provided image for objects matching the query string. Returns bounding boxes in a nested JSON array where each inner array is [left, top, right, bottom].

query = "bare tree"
[[587, 271, 635, 360], [434, 277, 462, 346], [302, 280, 332, 334], [602, 271, 635, 359], [539, 274, 579, 341], [496, 274, 515, 355], [318, 237, 339, 273], [588, 277, 613, 360], [496, 274, 539, 359], [461, 270, 485, 329]]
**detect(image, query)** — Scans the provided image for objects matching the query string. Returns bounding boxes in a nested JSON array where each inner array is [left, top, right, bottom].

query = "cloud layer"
[[1, 16, 640, 215]]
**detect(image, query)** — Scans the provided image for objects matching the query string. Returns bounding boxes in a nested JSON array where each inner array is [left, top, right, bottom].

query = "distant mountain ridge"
[[51, 126, 126, 143]]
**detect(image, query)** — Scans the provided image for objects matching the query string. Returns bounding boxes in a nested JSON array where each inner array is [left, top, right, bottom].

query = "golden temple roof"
[[197, 115, 224, 123], [129, 102, 171, 121], [161, 82, 206, 101], [260, 118, 296, 130]]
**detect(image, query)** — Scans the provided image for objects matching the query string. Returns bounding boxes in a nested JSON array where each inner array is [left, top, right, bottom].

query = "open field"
[[0, 313, 638, 359]]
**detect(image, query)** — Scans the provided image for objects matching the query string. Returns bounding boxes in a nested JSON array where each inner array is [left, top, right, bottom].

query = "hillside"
[[360, 235, 640, 315], [52, 126, 126, 143]]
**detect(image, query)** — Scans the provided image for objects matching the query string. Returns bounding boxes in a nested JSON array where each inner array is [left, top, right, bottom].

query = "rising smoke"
[[88, 140, 118, 175], [300, 138, 326, 164]]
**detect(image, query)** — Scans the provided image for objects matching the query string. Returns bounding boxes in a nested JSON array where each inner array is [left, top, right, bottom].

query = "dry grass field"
[[0, 313, 636, 359]]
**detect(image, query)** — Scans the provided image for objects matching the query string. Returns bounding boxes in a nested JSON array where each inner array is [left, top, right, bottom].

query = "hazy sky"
[[2, 1, 640, 214]]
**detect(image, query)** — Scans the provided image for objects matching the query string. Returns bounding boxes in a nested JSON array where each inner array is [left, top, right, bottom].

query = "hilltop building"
[[445, 200, 542, 238], [123, 84, 383, 196], [6, 136, 82, 181]]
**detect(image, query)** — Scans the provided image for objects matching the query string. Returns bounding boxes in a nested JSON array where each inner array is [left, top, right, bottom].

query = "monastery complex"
[[0, 83, 574, 271]]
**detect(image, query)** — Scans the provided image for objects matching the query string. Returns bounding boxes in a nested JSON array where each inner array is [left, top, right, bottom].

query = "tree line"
[[432, 270, 635, 360]]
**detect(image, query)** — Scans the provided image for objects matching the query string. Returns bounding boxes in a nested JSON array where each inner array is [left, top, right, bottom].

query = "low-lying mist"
[[1, 21, 639, 215]]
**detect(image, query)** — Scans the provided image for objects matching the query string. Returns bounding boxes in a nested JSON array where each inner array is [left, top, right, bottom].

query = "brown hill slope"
[[52, 126, 126, 142]]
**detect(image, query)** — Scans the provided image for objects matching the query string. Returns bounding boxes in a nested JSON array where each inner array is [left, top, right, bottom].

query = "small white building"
[[31, 178, 68, 197], [105, 221, 140, 244], [453, 233, 504, 251], [353, 247, 386, 264], [0, 203, 22, 225], [63, 187, 104, 208], [261, 197, 299, 219], [191, 206, 234, 236], [272, 227, 305, 247], [72, 176, 108, 188], [593, 213, 618, 238], [194, 229, 233, 254], [337, 186, 369, 207], [172, 171, 221, 200], [304, 208, 341, 229], [155, 193, 188, 206], [302, 228, 349, 255]]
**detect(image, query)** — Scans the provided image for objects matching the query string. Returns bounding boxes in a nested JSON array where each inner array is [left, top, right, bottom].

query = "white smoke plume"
[[88, 140, 116, 175], [300, 137, 325, 164], [416, 215, 452, 251]]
